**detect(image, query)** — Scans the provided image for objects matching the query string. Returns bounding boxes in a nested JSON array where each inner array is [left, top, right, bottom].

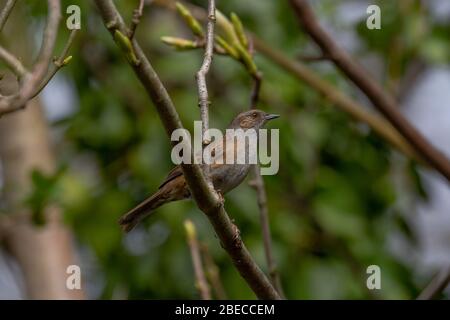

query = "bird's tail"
[[119, 190, 168, 232]]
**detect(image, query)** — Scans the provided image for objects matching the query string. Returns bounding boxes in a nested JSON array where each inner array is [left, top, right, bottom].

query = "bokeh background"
[[1, 0, 450, 299]]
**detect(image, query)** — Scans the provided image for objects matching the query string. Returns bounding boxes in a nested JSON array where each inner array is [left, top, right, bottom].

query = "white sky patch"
[[41, 74, 78, 122]]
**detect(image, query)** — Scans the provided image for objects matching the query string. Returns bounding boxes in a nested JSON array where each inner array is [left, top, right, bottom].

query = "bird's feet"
[[216, 189, 225, 205]]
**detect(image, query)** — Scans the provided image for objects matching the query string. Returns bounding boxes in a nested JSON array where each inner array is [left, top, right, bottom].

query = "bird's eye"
[[252, 112, 257, 118]]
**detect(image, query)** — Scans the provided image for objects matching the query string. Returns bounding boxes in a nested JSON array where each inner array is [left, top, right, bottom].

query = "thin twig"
[[161, 2, 281, 298], [250, 71, 262, 109], [94, 0, 280, 300], [297, 53, 330, 62], [20, 0, 61, 100], [248, 68, 285, 297], [249, 165, 285, 298], [184, 220, 211, 300], [200, 243, 228, 299], [55, 29, 78, 66], [289, 0, 450, 183], [251, 35, 422, 163], [129, 0, 145, 38], [30, 29, 78, 99], [196, 0, 215, 149], [0, 0, 62, 116], [417, 267, 450, 300], [0, 0, 18, 32], [156, 1, 423, 165], [0, 45, 28, 78]]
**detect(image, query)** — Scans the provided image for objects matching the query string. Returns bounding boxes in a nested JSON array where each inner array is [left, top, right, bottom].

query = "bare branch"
[[251, 35, 423, 163], [55, 29, 78, 66], [0, 45, 28, 78], [289, 0, 450, 182], [249, 165, 285, 298], [417, 267, 450, 300], [94, 0, 280, 300], [0, 0, 62, 116], [0, 0, 18, 32], [196, 0, 215, 147], [129, 0, 145, 38], [184, 220, 211, 300], [195, 0, 215, 191], [297, 53, 331, 62], [20, 0, 62, 100], [156, 1, 423, 165], [248, 70, 284, 297], [200, 243, 228, 299], [30, 29, 78, 100], [250, 71, 262, 109]]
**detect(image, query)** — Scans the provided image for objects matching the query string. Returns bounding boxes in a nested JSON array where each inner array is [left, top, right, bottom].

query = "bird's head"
[[229, 109, 280, 130]]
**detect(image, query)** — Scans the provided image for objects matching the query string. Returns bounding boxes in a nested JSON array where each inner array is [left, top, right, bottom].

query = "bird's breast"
[[211, 163, 251, 194], [207, 131, 257, 193]]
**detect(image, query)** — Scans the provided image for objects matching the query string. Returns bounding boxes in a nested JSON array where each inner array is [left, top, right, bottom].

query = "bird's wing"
[[159, 136, 228, 188], [158, 165, 183, 189]]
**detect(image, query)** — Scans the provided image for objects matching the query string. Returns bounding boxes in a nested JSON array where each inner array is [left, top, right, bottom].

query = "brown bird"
[[120, 109, 279, 232]]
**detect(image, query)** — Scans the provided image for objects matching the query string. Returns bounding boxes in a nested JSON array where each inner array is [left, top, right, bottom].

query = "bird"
[[119, 109, 279, 232]]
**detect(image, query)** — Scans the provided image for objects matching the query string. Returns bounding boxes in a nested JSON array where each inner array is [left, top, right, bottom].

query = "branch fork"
[[95, 0, 280, 300], [0, 0, 78, 117]]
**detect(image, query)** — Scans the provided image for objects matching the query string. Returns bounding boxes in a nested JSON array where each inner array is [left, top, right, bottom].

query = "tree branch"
[[200, 243, 228, 299], [20, 0, 61, 101], [250, 70, 262, 109], [248, 69, 285, 297], [0, 0, 17, 32], [94, 0, 280, 300], [184, 219, 211, 300], [158, 1, 423, 165], [297, 53, 331, 62], [0, 45, 28, 78], [196, 0, 215, 149], [249, 165, 285, 298], [195, 0, 215, 189], [0, 0, 62, 116], [417, 267, 450, 300], [251, 35, 422, 163], [30, 29, 78, 100], [288, 0, 450, 182], [128, 0, 145, 38]]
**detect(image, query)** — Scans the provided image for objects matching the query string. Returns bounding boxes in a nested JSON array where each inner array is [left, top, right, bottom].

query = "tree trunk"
[[0, 0, 84, 299], [0, 99, 84, 299]]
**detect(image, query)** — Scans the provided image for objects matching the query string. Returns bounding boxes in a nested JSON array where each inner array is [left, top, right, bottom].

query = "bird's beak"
[[265, 113, 280, 121]]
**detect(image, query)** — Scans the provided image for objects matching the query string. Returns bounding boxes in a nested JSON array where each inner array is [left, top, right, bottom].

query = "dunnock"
[[120, 109, 279, 232]]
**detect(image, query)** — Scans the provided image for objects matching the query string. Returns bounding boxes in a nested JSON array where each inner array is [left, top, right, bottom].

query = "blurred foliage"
[[15, 0, 450, 299]]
